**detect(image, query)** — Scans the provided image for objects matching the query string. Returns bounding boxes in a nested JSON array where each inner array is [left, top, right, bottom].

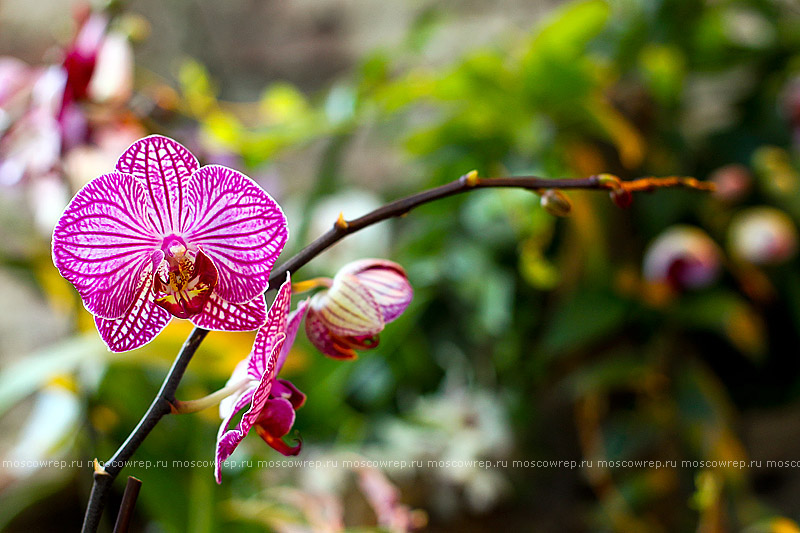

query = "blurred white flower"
[[4, 384, 80, 480], [368, 385, 513, 515], [88, 32, 134, 104], [729, 206, 798, 265], [0, 108, 61, 186]]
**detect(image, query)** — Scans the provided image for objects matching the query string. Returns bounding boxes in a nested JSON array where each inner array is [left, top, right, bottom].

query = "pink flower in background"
[[61, 11, 106, 108], [52, 135, 288, 351], [305, 259, 413, 360], [216, 274, 309, 483], [0, 9, 134, 188], [642, 225, 722, 291]]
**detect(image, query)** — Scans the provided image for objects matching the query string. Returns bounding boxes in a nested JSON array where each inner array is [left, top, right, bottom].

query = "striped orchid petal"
[[190, 292, 267, 332], [216, 274, 312, 482], [276, 298, 309, 374], [304, 309, 360, 360], [341, 259, 413, 323], [247, 274, 292, 379], [215, 386, 255, 483], [115, 135, 199, 234], [94, 266, 172, 352], [52, 172, 161, 319], [310, 274, 383, 337], [183, 165, 288, 304], [216, 331, 286, 482]]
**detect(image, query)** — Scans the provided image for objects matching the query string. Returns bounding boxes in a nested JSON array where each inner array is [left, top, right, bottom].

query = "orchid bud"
[[643, 226, 722, 291], [539, 189, 571, 217], [596, 173, 622, 187], [305, 259, 413, 360], [709, 164, 751, 203], [609, 187, 633, 209], [728, 207, 798, 265]]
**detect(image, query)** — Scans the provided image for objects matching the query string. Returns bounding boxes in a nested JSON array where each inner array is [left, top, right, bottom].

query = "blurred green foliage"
[[5, 0, 800, 531]]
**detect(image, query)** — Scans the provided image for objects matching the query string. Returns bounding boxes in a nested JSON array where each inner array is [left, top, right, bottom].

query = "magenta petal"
[[115, 135, 199, 234], [351, 263, 412, 323], [248, 274, 292, 380], [52, 172, 161, 319], [215, 387, 255, 484], [216, 333, 286, 480], [94, 268, 172, 352], [257, 397, 296, 438], [272, 379, 306, 410], [276, 298, 309, 374], [190, 292, 267, 332], [183, 165, 288, 304], [358, 269, 414, 322]]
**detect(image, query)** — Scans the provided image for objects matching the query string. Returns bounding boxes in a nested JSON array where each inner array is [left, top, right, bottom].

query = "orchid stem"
[[81, 171, 713, 532], [172, 379, 250, 414], [266, 172, 714, 290], [112, 476, 142, 533]]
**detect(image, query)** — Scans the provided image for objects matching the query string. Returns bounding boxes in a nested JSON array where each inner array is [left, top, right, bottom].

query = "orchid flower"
[[52, 135, 288, 351], [304, 259, 413, 360], [216, 274, 309, 483]]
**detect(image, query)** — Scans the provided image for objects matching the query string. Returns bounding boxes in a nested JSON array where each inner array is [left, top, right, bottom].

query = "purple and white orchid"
[[305, 259, 413, 360], [52, 135, 288, 352], [216, 274, 309, 483]]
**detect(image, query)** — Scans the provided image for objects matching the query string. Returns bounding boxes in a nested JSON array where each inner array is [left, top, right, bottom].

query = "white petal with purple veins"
[[52, 172, 161, 320], [183, 165, 288, 304], [190, 292, 267, 332], [94, 265, 172, 352], [313, 273, 383, 336], [248, 275, 291, 380], [115, 135, 199, 234]]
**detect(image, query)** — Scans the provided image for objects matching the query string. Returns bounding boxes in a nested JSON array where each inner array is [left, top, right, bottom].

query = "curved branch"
[[266, 173, 712, 289], [81, 171, 712, 531]]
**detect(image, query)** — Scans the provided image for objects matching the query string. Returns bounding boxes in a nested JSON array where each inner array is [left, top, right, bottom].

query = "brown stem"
[[266, 173, 712, 289], [112, 477, 142, 533]]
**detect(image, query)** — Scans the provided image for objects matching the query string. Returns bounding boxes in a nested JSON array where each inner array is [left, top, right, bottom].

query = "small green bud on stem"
[[540, 189, 572, 217]]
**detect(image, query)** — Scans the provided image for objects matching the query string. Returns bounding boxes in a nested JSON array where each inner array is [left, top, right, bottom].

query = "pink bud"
[[305, 259, 413, 360], [609, 188, 633, 209], [710, 164, 752, 203], [643, 226, 722, 290]]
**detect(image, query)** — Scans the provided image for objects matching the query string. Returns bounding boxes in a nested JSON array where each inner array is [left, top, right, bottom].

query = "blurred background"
[[2, 0, 800, 531]]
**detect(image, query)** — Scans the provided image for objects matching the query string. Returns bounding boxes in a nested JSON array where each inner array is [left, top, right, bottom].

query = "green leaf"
[[540, 291, 628, 356]]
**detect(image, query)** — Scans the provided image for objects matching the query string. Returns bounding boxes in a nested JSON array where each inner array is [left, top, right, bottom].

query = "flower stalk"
[[171, 379, 251, 414]]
